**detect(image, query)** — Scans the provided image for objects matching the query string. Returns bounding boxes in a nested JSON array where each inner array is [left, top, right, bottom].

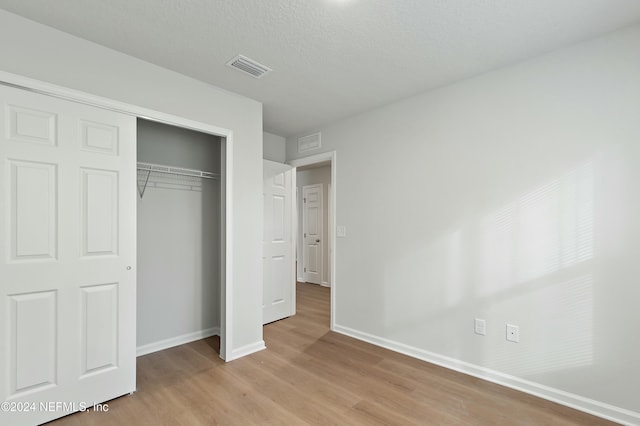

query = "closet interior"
[[136, 118, 222, 355]]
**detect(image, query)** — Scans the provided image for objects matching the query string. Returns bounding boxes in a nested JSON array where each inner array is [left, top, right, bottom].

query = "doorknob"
[[315, 239, 320, 243]]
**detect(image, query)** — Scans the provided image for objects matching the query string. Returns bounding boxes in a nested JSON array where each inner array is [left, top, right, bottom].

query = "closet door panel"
[[80, 120, 119, 155], [8, 160, 57, 261], [81, 283, 119, 375], [7, 105, 57, 146], [80, 168, 119, 257], [0, 85, 136, 426], [8, 290, 57, 394]]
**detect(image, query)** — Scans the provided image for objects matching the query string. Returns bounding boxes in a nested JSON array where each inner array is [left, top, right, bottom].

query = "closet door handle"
[[126, 266, 132, 271]]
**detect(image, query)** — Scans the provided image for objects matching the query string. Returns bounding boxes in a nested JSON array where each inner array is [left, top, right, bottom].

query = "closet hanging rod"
[[137, 162, 219, 180]]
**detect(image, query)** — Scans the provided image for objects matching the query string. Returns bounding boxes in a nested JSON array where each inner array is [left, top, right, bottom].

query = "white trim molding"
[[226, 340, 266, 362], [334, 324, 640, 426], [137, 327, 221, 357], [288, 151, 337, 332], [0, 71, 231, 137], [220, 131, 233, 361]]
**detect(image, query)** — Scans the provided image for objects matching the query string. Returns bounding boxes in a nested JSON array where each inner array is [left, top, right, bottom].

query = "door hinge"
[[304, 233, 306, 238], [304, 268, 306, 272], [304, 197, 306, 203]]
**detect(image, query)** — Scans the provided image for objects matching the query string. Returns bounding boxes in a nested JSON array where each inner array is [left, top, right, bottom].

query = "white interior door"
[[0, 85, 136, 425], [303, 184, 323, 284], [263, 160, 295, 324]]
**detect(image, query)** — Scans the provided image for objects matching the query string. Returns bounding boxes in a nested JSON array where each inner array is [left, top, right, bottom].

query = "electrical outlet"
[[506, 324, 519, 343], [474, 318, 486, 336]]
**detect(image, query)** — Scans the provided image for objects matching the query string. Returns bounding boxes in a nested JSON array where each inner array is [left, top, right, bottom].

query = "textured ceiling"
[[1, 0, 640, 137]]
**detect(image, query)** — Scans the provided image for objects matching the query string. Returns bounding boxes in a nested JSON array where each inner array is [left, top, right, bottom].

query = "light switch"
[[337, 225, 347, 238]]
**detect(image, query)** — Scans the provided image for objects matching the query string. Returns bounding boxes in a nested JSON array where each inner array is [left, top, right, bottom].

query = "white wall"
[[137, 119, 220, 350], [138, 118, 222, 171], [0, 10, 264, 359], [287, 25, 640, 421], [297, 166, 331, 285], [263, 131, 286, 162]]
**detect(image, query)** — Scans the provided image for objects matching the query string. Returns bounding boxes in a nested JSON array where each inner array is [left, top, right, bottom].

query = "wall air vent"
[[226, 55, 272, 79], [298, 132, 321, 153]]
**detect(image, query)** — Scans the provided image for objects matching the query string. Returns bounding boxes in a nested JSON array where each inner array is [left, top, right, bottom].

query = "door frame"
[[0, 71, 235, 360], [288, 151, 336, 331]]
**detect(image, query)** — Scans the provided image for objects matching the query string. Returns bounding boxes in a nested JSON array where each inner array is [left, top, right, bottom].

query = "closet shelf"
[[137, 162, 219, 198]]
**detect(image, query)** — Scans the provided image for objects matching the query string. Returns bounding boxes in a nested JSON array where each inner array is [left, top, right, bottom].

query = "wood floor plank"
[[49, 282, 616, 425]]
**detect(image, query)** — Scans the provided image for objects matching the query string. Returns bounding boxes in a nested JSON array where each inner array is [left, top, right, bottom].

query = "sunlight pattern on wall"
[[480, 161, 594, 295], [490, 274, 594, 376], [382, 161, 596, 377], [477, 161, 595, 375]]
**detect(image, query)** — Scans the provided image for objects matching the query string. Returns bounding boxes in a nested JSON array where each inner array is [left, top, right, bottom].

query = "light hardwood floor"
[[50, 283, 614, 425]]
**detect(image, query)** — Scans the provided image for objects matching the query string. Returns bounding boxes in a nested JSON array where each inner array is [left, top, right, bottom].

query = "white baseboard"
[[226, 340, 266, 362], [321, 281, 331, 287], [137, 327, 220, 357], [297, 276, 304, 283], [333, 324, 640, 426]]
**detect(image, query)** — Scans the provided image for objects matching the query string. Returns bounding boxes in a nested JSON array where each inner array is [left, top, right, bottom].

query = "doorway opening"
[[289, 152, 336, 330], [136, 118, 225, 358]]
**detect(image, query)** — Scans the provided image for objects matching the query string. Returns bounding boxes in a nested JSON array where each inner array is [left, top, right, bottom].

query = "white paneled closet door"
[[0, 85, 136, 425]]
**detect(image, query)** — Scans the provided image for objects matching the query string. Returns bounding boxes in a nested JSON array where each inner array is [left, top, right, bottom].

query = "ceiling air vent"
[[298, 132, 321, 153], [226, 55, 272, 79]]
